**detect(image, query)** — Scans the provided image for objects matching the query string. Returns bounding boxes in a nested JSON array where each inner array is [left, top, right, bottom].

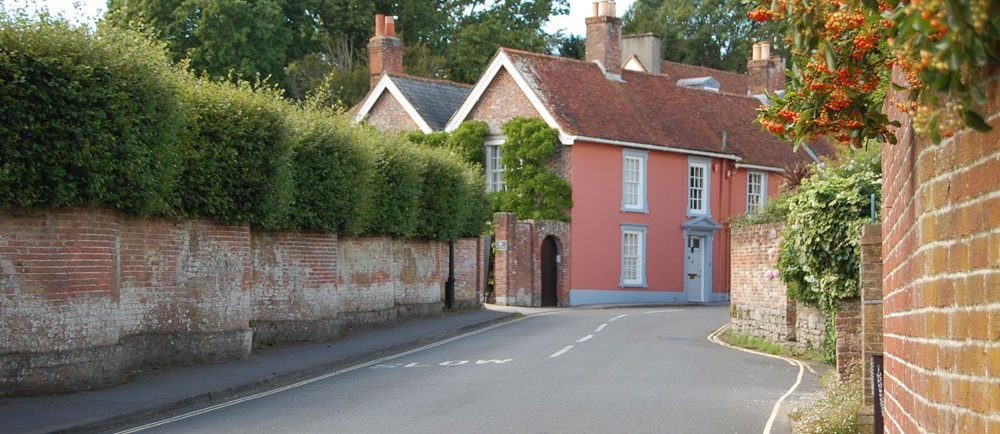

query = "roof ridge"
[[387, 72, 473, 88], [500, 47, 596, 66], [660, 60, 746, 79]]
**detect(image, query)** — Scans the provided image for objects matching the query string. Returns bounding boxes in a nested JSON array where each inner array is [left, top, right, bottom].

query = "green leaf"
[[962, 110, 993, 132]]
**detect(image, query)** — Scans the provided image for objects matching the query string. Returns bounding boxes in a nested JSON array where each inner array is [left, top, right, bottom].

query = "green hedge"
[[0, 16, 184, 216], [0, 15, 488, 240]]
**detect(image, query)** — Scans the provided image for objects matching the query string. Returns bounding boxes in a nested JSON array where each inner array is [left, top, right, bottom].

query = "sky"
[[4, 0, 636, 35]]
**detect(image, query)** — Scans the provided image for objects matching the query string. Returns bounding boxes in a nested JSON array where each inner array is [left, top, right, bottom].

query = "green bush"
[[363, 138, 424, 237], [0, 15, 184, 216], [0, 15, 489, 241], [731, 192, 792, 229], [175, 77, 294, 229], [285, 108, 373, 234], [407, 121, 489, 168]]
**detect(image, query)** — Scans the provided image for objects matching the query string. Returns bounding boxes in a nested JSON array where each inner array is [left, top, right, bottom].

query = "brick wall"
[[492, 212, 570, 307], [729, 222, 826, 351], [467, 68, 541, 135], [881, 65, 1000, 433], [365, 91, 421, 133], [836, 299, 862, 378], [0, 207, 481, 395]]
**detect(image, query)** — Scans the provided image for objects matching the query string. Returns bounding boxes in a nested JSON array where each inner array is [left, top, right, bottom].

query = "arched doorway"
[[541, 236, 558, 307]]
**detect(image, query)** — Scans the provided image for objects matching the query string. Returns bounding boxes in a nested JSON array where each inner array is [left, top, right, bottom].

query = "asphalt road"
[[111, 306, 816, 434]]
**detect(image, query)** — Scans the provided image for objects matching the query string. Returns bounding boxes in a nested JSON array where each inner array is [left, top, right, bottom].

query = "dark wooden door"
[[541, 236, 558, 307]]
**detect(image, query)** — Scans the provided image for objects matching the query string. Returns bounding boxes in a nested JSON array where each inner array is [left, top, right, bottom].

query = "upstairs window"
[[688, 161, 708, 215], [485, 139, 506, 192], [622, 150, 648, 212], [747, 171, 766, 214]]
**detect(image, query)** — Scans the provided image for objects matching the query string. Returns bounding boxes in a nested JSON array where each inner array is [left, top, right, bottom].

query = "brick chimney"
[[747, 41, 785, 95], [586, 1, 622, 76], [369, 14, 403, 88]]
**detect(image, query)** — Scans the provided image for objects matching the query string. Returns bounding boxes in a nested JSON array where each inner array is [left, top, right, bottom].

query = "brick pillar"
[[836, 298, 862, 379], [493, 212, 517, 305], [857, 223, 884, 434]]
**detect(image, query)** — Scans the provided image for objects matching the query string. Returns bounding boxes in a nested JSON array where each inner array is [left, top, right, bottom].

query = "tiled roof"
[[501, 48, 833, 169], [659, 60, 749, 95], [388, 73, 471, 131]]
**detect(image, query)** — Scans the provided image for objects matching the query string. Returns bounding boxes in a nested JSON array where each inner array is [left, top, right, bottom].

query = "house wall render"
[[881, 65, 1000, 433], [0, 207, 480, 395]]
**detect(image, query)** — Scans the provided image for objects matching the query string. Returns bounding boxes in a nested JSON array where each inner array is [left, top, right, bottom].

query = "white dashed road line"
[[594, 323, 607, 332], [550, 346, 574, 358], [609, 314, 628, 322], [576, 334, 593, 343]]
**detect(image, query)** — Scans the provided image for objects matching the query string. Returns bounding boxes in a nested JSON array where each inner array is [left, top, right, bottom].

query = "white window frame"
[[620, 225, 647, 287], [621, 149, 649, 213], [485, 136, 506, 192], [687, 158, 710, 216], [746, 171, 767, 214]]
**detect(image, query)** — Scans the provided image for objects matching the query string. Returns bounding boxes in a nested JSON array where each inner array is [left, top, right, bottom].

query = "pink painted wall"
[[569, 141, 688, 293], [569, 143, 788, 297]]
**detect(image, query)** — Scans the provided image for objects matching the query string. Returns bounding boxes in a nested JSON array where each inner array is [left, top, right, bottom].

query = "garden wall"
[[880, 65, 1000, 433], [729, 223, 826, 351], [0, 206, 481, 395]]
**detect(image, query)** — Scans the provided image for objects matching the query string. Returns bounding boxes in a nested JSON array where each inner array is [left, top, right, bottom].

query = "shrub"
[[0, 14, 184, 216], [174, 77, 294, 229], [407, 121, 489, 169], [285, 108, 373, 234], [731, 192, 792, 229], [363, 138, 424, 238]]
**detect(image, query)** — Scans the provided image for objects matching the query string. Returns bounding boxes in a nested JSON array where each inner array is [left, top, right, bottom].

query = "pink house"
[[357, 3, 834, 306]]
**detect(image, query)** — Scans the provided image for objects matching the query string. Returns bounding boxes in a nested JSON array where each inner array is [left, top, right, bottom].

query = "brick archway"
[[492, 213, 569, 307]]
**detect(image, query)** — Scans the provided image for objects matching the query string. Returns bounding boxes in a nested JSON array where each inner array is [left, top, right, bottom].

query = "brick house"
[[352, 14, 471, 133], [356, 3, 833, 306]]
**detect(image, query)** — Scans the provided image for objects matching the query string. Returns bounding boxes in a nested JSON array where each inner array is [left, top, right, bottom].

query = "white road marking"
[[113, 313, 540, 433], [643, 309, 683, 314], [576, 334, 593, 343], [609, 314, 628, 322], [706, 324, 805, 434], [439, 360, 468, 366], [474, 359, 512, 364], [594, 323, 607, 332], [549, 345, 574, 358]]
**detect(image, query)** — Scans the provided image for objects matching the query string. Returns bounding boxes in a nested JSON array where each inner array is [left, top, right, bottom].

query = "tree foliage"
[[748, 0, 999, 146], [622, 0, 780, 72]]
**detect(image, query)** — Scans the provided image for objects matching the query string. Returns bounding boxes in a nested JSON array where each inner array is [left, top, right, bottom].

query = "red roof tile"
[[501, 48, 833, 169]]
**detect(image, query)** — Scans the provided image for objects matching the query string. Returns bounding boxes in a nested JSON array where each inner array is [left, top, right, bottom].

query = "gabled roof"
[[659, 60, 749, 95], [448, 48, 832, 170], [355, 73, 471, 132]]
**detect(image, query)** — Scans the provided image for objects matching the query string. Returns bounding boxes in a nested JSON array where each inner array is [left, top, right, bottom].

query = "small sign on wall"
[[496, 240, 508, 251]]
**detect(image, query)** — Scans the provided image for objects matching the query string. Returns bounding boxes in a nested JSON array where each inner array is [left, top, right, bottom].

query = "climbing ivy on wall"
[[496, 118, 572, 221]]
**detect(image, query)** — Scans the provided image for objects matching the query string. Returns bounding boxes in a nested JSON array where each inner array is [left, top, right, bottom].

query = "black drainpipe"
[[445, 240, 455, 309]]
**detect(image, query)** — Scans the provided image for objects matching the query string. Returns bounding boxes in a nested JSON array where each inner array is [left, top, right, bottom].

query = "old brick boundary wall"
[[881, 65, 1000, 433], [493, 212, 570, 307], [0, 207, 482, 395], [729, 222, 825, 351]]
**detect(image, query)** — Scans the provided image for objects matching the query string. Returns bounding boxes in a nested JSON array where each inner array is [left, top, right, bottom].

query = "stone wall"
[[492, 212, 569, 307], [729, 222, 826, 351], [0, 207, 481, 395], [881, 64, 1000, 433]]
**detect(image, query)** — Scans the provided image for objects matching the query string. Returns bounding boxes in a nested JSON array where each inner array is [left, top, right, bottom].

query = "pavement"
[[0, 308, 513, 434]]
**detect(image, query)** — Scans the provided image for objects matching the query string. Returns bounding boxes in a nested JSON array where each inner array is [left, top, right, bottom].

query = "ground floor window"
[[620, 225, 647, 287]]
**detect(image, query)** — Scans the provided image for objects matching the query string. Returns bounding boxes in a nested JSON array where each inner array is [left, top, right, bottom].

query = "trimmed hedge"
[[0, 15, 488, 240], [0, 16, 184, 216]]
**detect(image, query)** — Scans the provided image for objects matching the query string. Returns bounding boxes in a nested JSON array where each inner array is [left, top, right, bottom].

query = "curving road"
[[109, 305, 817, 434]]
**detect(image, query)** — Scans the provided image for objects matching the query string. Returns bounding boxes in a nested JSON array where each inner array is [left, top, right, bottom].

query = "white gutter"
[[567, 134, 742, 161], [735, 163, 786, 173]]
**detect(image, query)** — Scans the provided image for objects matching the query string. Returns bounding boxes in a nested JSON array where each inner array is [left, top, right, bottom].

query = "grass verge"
[[723, 331, 826, 362]]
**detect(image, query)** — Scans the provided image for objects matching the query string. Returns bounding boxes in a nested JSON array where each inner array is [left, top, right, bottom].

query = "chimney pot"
[[610, 1, 616, 16], [598, 1, 609, 17], [592, 2, 599, 17], [374, 14, 385, 36], [760, 41, 771, 60], [385, 16, 395, 37], [752, 43, 761, 61]]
